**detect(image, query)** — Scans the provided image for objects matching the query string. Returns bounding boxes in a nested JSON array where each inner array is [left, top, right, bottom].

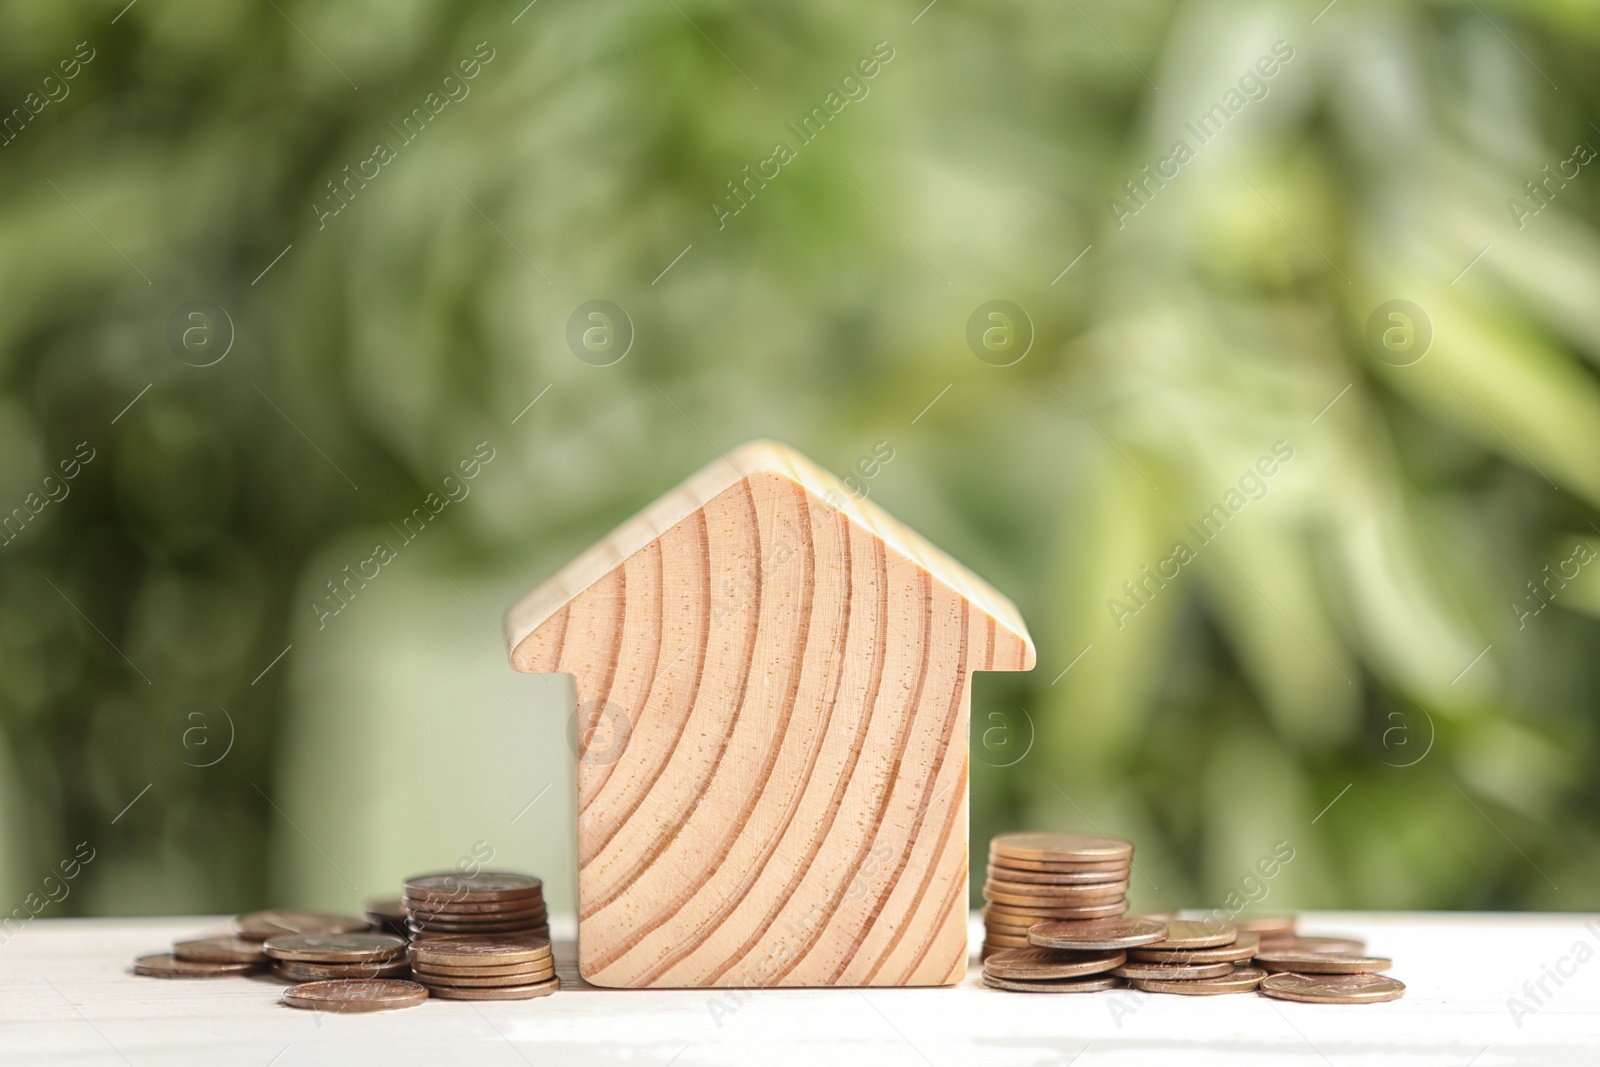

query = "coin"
[[410, 958, 560, 976], [982, 947, 1126, 980], [235, 910, 369, 940], [1028, 918, 1168, 950], [133, 953, 263, 978], [1110, 960, 1236, 981], [413, 966, 556, 987], [282, 978, 430, 1012], [1260, 972, 1406, 1004], [1130, 967, 1268, 995], [983, 883, 1128, 905], [1138, 920, 1237, 950], [1255, 952, 1392, 974], [1231, 914, 1297, 938], [985, 865, 1133, 885], [990, 833, 1134, 863], [985, 899, 1128, 920], [982, 935, 1035, 951], [987, 857, 1130, 874], [1131, 933, 1259, 964], [981, 973, 1120, 994], [263, 934, 408, 963], [173, 937, 270, 964], [407, 935, 552, 967], [274, 960, 411, 981], [364, 899, 407, 932], [403, 872, 542, 899], [426, 976, 561, 1000], [403, 895, 546, 915]]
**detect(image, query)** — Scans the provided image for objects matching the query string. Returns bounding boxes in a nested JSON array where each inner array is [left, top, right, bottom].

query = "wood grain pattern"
[[505, 441, 1035, 988]]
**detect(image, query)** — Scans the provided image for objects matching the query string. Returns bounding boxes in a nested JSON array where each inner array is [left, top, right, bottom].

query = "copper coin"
[[403, 894, 545, 913], [1257, 935, 1364, 955], [988, 857, 1130, 875], [426, 976, 561, 1000], [981, 973, 1119, 994], [133, 953, 263, 978], [1028, 918, 1168, 950], [986, 899, 1127, 920], [982, 936, 1035, 952], [406, 910, 546, 926], [1260, 972, 1406, 1004], [264, 933, 407, 963], [982, 948, 1126, 980], [1132, 933, 1259, 964], [365, 899, 407, 930], [403, 872, 542, 898], [1255, 952, 1392, 974], [235, 910, 369, 940], [990, 832, 1134, 863], [1138, 920, 1237, 950], [410, 958, 558, 976], [1231, 914, 1297, 938], [414, 965, 556, 987], [984, 885, 1127, 907], [173, 937, 270, 965], [282, 978, 429, 1012], [407, 935, 552, 967], [984, 865, 1130, 886], [408, 927, 550, 942], [1110, 960, 1236, 981], [1131, 967, 1268, 995], [274, 959, 411, 981]]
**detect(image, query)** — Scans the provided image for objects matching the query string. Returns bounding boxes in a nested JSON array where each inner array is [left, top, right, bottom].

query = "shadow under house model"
[[503, 441, 1035, 988]]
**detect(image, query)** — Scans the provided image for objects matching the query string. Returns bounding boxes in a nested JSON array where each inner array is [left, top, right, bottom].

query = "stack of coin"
[[1110, 920, 1268, 995], [403, 872, 549, 941], [982, 832, 1133, 957], [1254, 935, 1404, 1003], [980, 945, 1126, 993], [406, 935, 559, 1000], [262, 933, 411, 983], [134, 935, 271, 979]]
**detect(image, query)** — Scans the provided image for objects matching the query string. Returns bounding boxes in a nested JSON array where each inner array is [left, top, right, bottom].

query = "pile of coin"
[[262, 933, 410, 983], [406, 935, 560, 1000], [982, 832, 1133, 958], [403, 872, 549, 941]]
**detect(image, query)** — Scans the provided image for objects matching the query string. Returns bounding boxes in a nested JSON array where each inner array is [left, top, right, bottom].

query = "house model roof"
[[504, 440, 1034, 670]]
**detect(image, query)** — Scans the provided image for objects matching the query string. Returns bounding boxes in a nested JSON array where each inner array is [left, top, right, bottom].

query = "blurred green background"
[[2, 0, 1599, 922]]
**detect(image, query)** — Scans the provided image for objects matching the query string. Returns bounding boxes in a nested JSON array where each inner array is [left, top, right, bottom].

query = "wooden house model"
[[503, 440, 1035, 987]]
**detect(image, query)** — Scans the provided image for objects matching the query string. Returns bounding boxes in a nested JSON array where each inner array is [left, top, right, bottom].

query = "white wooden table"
[[4, 912, 1597, 1066]]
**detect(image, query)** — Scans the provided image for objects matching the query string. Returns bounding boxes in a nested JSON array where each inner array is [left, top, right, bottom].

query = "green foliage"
[[2, 0, 1598, 914]]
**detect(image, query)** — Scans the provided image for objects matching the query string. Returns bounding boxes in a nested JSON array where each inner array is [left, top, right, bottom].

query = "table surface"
[[3, 911, 1597, 1066]]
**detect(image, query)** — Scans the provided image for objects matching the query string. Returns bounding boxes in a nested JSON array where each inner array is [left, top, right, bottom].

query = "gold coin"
[[1130, 967, 1268, 995], [1260, 972, 1406, 1004], [1027, 918, 1168, 951], [274, 959, 411, 981], [983, 948, 1126, 980], [133, 953, 263, 978], [990, 833, 1133, 863], [414, 965, 556, 987], [1110, 960, 1236, 981], [1255, 952, 1392, 974], [173, 937, 269, 965], [407, 935, 552, 967], [983, 885, 1127, 908], [1139, 920, 1237, 950], [234, 910, 369, 940], [1230, 914, 1297, 938], [985, 865, 1131, 885], [981, 973, 1119, 994], [1131, 933, 1259, 964], [426, 976, 561, 1000], [282, 978, 429, 1012], [264, 933, 408, 963]]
